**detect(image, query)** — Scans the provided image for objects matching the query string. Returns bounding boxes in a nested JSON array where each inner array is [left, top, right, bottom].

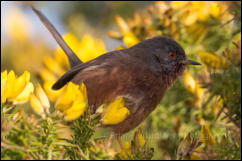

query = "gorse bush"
[[1, 1, 241, 160]]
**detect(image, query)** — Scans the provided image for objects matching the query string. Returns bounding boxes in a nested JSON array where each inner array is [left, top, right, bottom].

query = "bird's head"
[[135, 36, 201, 77]]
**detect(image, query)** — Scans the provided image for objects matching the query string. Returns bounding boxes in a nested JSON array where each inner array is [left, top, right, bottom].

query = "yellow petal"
[[107, 30, 123, 40], [13, 71, 30, 96], [198, 5, 209, 21], [77, 34, 106, 62], [101, 97, 130, 125], [184, 11, 198, 26], [54, 49, 69, 69], [195, 81, 205, 99], [36, 84, 50, 110], [64, 95, 86, 121], [124, 141, 131, 150], [1, 70, 7, 79], [5, 70, 16, 98], [183, 71, 196, 93], [43, 81, 63, 102], [40, 68, 58, 83], [55, 82, 80, 111], [43, 56, 66, 76], [210, 3, 220, 18], [115, 15, 130, 34], [200, 123, 216, 146], [134, 128, 146, 148], [4, 71, 33, 104], [123, 32, 139, 47], [80, 82, 87, 103], [29, 93, 44, 116], [199, 51, 229, 69], [6, 70, 29, 99], [120, 141, 132, 159], [14, 82, 34, 104], [1, 70, 8, 103]]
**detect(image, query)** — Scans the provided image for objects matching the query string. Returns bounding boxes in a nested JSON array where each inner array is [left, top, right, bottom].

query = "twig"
[[77, 146, 89, 159], [1, 142, 26, 151], [223, 111, 240, 128]]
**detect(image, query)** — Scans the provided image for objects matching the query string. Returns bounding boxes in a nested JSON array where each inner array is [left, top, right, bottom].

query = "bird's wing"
[[52, 51, 117, 90], [70, 51, 140, 109], [52, 62, 92, 90]]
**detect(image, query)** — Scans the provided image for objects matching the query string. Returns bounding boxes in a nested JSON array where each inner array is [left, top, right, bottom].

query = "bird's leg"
[[105, 132, 114, 149], [105, 132, 124, 151], [117, 134, 124, 150]]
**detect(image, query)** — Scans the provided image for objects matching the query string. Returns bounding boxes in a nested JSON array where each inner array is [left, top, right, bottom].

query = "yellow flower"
[[114, 15, 139, 47], [181, 9, 199, 26], [199, 51, 229, 69], [43, 56, 66, 76], [194, 80, 206, 108], [14, 82, 35, 104], [53, 48, 69, 69], [119, 141, 132, 159], [56, 82, 80, 111], [30, 84, 50, 115], [173, 1, 209, 26], [77, 34, 107, 62], [172, 2, 227, 26], [200, 123, 216, 146], [134, 128, 146, 148], [1, 70, 8, 103], [29, 84, 49, 117], [123, 31, 140, 47], [183, 71, 196, 93], [30, 93, 44, 116], [183, 71, 206, 108], [40, 68, 58, 83], [1, 70, 34, 104], [55, 82, 87, 121], [43, 81, 64, 102], [209, 2, 226, 18], [56, 33, 106, 63], [210, 3, 220, 18], [115, 15, 130, 34], [99, 97, 130, 125]]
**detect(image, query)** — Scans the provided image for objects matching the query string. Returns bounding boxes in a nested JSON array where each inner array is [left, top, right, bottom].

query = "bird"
[[32, 7, 201, 136]]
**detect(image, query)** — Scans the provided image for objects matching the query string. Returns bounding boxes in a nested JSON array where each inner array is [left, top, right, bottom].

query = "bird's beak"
[[180, 59, 201, 65]]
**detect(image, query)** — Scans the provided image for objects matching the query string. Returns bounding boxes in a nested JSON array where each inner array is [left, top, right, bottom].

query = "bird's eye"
[[168, 51, 177, 59]]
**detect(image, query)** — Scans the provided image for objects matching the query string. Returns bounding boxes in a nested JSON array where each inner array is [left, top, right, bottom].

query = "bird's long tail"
[[32, 6, 82, 68]]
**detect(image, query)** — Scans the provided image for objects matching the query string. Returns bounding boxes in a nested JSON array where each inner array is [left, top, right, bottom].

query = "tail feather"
[[32, 6, 82, 68]]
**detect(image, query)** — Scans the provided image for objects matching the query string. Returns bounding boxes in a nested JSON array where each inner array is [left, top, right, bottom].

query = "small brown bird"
[[32, 7, 201, 135]]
